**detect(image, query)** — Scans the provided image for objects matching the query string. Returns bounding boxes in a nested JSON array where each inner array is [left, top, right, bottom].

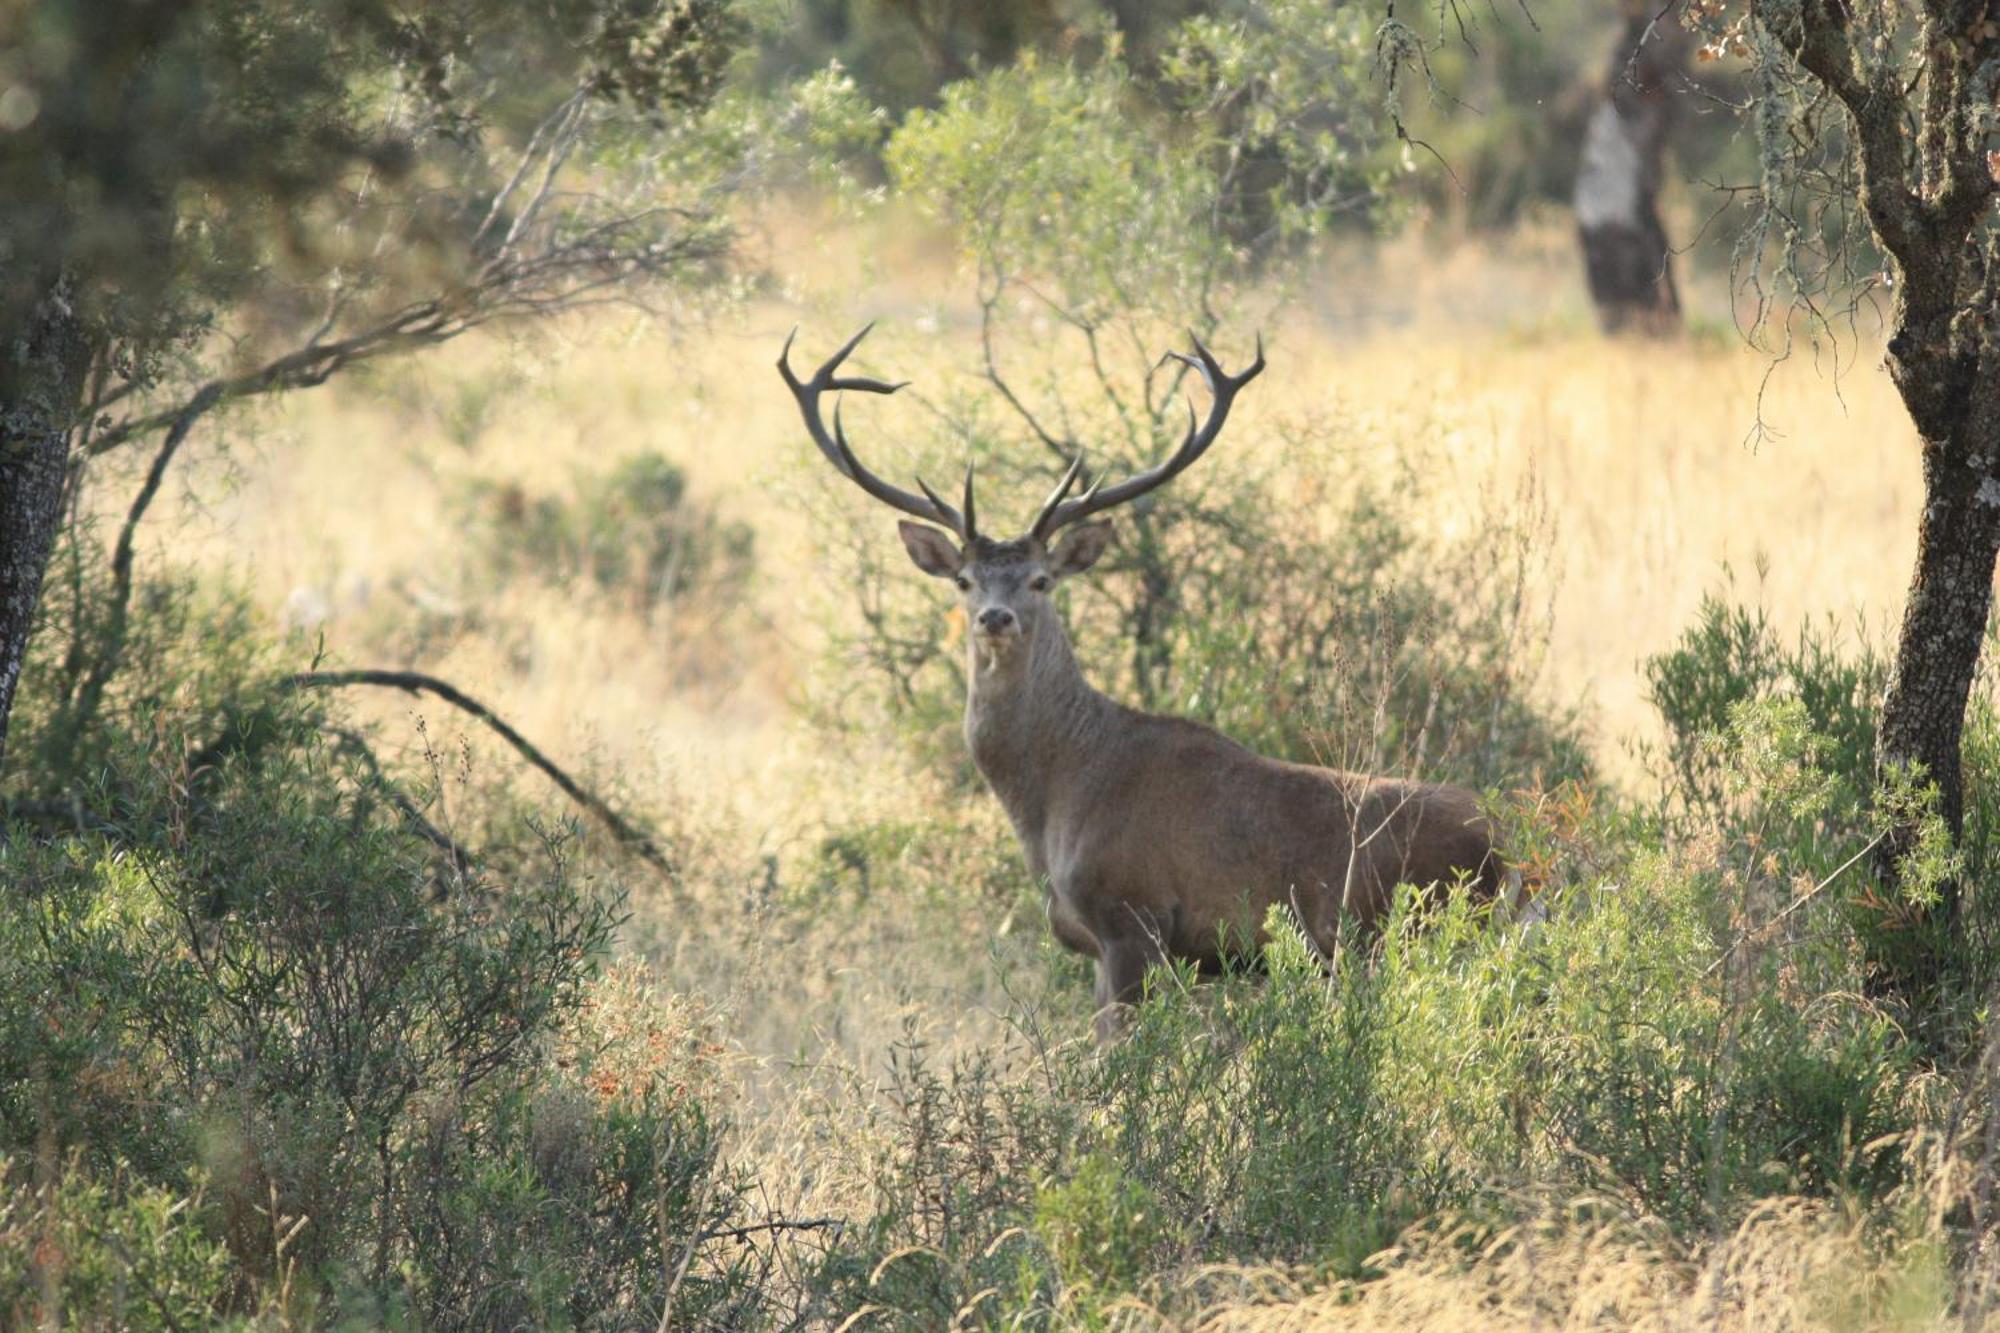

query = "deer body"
[[780, 326, 1505, 1036], [955, 541, 1500, 1028]]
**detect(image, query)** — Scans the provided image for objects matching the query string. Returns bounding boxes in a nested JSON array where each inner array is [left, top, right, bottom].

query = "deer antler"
[[779, 324, 976, 541], [1030, 332, 1264, 541]]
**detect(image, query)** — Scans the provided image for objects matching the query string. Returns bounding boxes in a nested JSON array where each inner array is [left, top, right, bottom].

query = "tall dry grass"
[[142, 215, 1916, 797]]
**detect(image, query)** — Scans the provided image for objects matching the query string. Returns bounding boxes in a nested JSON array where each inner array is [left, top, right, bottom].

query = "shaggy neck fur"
[[964, 611, 1115, 842]]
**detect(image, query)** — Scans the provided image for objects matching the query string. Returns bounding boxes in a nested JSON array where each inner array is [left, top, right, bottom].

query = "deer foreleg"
[[1091, 909, 1173, 1042]]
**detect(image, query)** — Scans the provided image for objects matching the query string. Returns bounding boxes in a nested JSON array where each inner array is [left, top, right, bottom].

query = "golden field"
[[150, 214, 1918, 801], [119, 213, 1948, 1327]]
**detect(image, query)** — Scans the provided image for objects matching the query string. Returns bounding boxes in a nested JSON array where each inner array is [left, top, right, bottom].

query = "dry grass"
[[142, 214, 1916, 797], [1131, 1195, 1953, 1331], [115, 212, 1936, 1323]]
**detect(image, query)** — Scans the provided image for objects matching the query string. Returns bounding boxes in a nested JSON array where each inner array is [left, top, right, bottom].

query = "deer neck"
[[963, 616, 1109, 843]]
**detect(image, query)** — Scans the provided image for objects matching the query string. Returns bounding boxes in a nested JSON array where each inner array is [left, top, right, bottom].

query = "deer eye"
[[954, 574, 972, 591], [1029, 575, 1052, 593]]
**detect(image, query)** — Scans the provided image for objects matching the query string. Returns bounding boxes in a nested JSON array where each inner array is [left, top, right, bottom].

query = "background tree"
[[0, 0, 740, 776], [1574, 0, 1695, 332]]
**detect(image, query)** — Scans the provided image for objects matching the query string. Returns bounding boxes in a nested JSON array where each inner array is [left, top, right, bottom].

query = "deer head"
[[778, 323, 1264, 662]]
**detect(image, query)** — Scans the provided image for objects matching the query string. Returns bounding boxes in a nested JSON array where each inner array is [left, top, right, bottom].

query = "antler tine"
[[779, 325, 968, 538], [1028, 453, 1086, 541], [914, 463, 981, 541], [1036, 333, 1266, 538]]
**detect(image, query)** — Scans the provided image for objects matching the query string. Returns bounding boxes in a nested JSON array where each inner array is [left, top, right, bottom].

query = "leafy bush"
[[1640, 586, 2000, 1043], [453, 451, 754, 619], [1523, 851, 1908, 1227], [0, 562, 758, 1326], [1032, 1153, 1167, 1301], [806, 1028, 1071, 1328], [0, 1156, 243, 1331], [397, 964, 753, 1330], [1643, 585, 1884, 830], [1079, 926, 1431, 1276]]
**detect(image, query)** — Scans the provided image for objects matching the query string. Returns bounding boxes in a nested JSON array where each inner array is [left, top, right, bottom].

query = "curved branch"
[[286, 669, 675, 883], [63, 384, 226, 750]]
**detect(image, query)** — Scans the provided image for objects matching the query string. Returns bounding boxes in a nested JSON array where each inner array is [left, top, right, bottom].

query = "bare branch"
[[62, 384, 225, 752], [285, 669, 676, 884], [322, 724, 475, 879]]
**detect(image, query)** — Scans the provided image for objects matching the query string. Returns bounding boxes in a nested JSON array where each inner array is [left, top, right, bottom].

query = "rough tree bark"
[[1877, 424, 2000, 896], [1874, 295, 2000, 921], [1574, 3, 1692, 334], [0, 277, 94, 775]]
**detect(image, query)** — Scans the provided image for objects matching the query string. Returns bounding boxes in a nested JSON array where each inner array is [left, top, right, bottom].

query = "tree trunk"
[[1574, 5, 1691, 335], [0, 278, 93, 776], [1874, 421, 2000, 915]]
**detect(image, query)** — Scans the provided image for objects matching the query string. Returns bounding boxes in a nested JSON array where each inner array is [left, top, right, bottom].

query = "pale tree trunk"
[[1574, 4, 1691, 334], [0, 277, 93, 776]]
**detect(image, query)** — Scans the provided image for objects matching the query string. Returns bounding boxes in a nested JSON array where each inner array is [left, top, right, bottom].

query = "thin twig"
[[322, 725, 474, 877], [978, 281, 1077, 461], [286, 669, 676, 883], [698, 1216, 844, 1244], [659, 1173, 719, 1333], [1703, 831, 1886, 979]]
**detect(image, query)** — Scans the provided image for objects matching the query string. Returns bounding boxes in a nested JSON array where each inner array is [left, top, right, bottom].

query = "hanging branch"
[[286, 669, 676, 883], [82, 90, 727, 461], [61, 383, 227, 755]]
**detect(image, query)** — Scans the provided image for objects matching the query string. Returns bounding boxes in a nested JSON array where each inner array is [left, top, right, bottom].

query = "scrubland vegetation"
[[9, 1, 2000, 1328]]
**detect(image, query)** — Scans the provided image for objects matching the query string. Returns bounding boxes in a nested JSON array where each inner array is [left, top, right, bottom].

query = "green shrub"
[[1032, 1153, 1168, 1301], [0, 1156, 244, 1332], [1074, 925, 1428, 1276], [1643, 585, 1883, 832], [807, 1025, 1071, 1329], [1, 562, 759, 1326], [397, 964, 753, 1330], [453, 451, 754, 618], [1640, 586, 2000, 1045], [1525, 853, 1907, 1227]]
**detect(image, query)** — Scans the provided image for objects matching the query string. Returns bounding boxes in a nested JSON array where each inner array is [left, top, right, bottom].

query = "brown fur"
[[923, 526, 1504, 1037]]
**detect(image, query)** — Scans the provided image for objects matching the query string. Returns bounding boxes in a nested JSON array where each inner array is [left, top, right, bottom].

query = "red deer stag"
[[780, 326, 1506, 1037]]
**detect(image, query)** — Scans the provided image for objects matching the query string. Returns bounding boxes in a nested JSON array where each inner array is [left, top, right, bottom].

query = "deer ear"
[[1048, 521, 1113, 577], [898, 521, 962, 579]]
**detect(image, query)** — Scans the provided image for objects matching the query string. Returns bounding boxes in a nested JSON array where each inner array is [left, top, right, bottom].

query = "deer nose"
[[977, 607, 1016, 634]]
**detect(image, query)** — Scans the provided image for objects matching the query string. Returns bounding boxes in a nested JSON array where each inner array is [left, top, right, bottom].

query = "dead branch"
[[697, 1216, 844, 1244], [61, 384, 228, 754], [83, 210, 722, 460], [82, 85, 726, 461], [287, 669, 675, 883]]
